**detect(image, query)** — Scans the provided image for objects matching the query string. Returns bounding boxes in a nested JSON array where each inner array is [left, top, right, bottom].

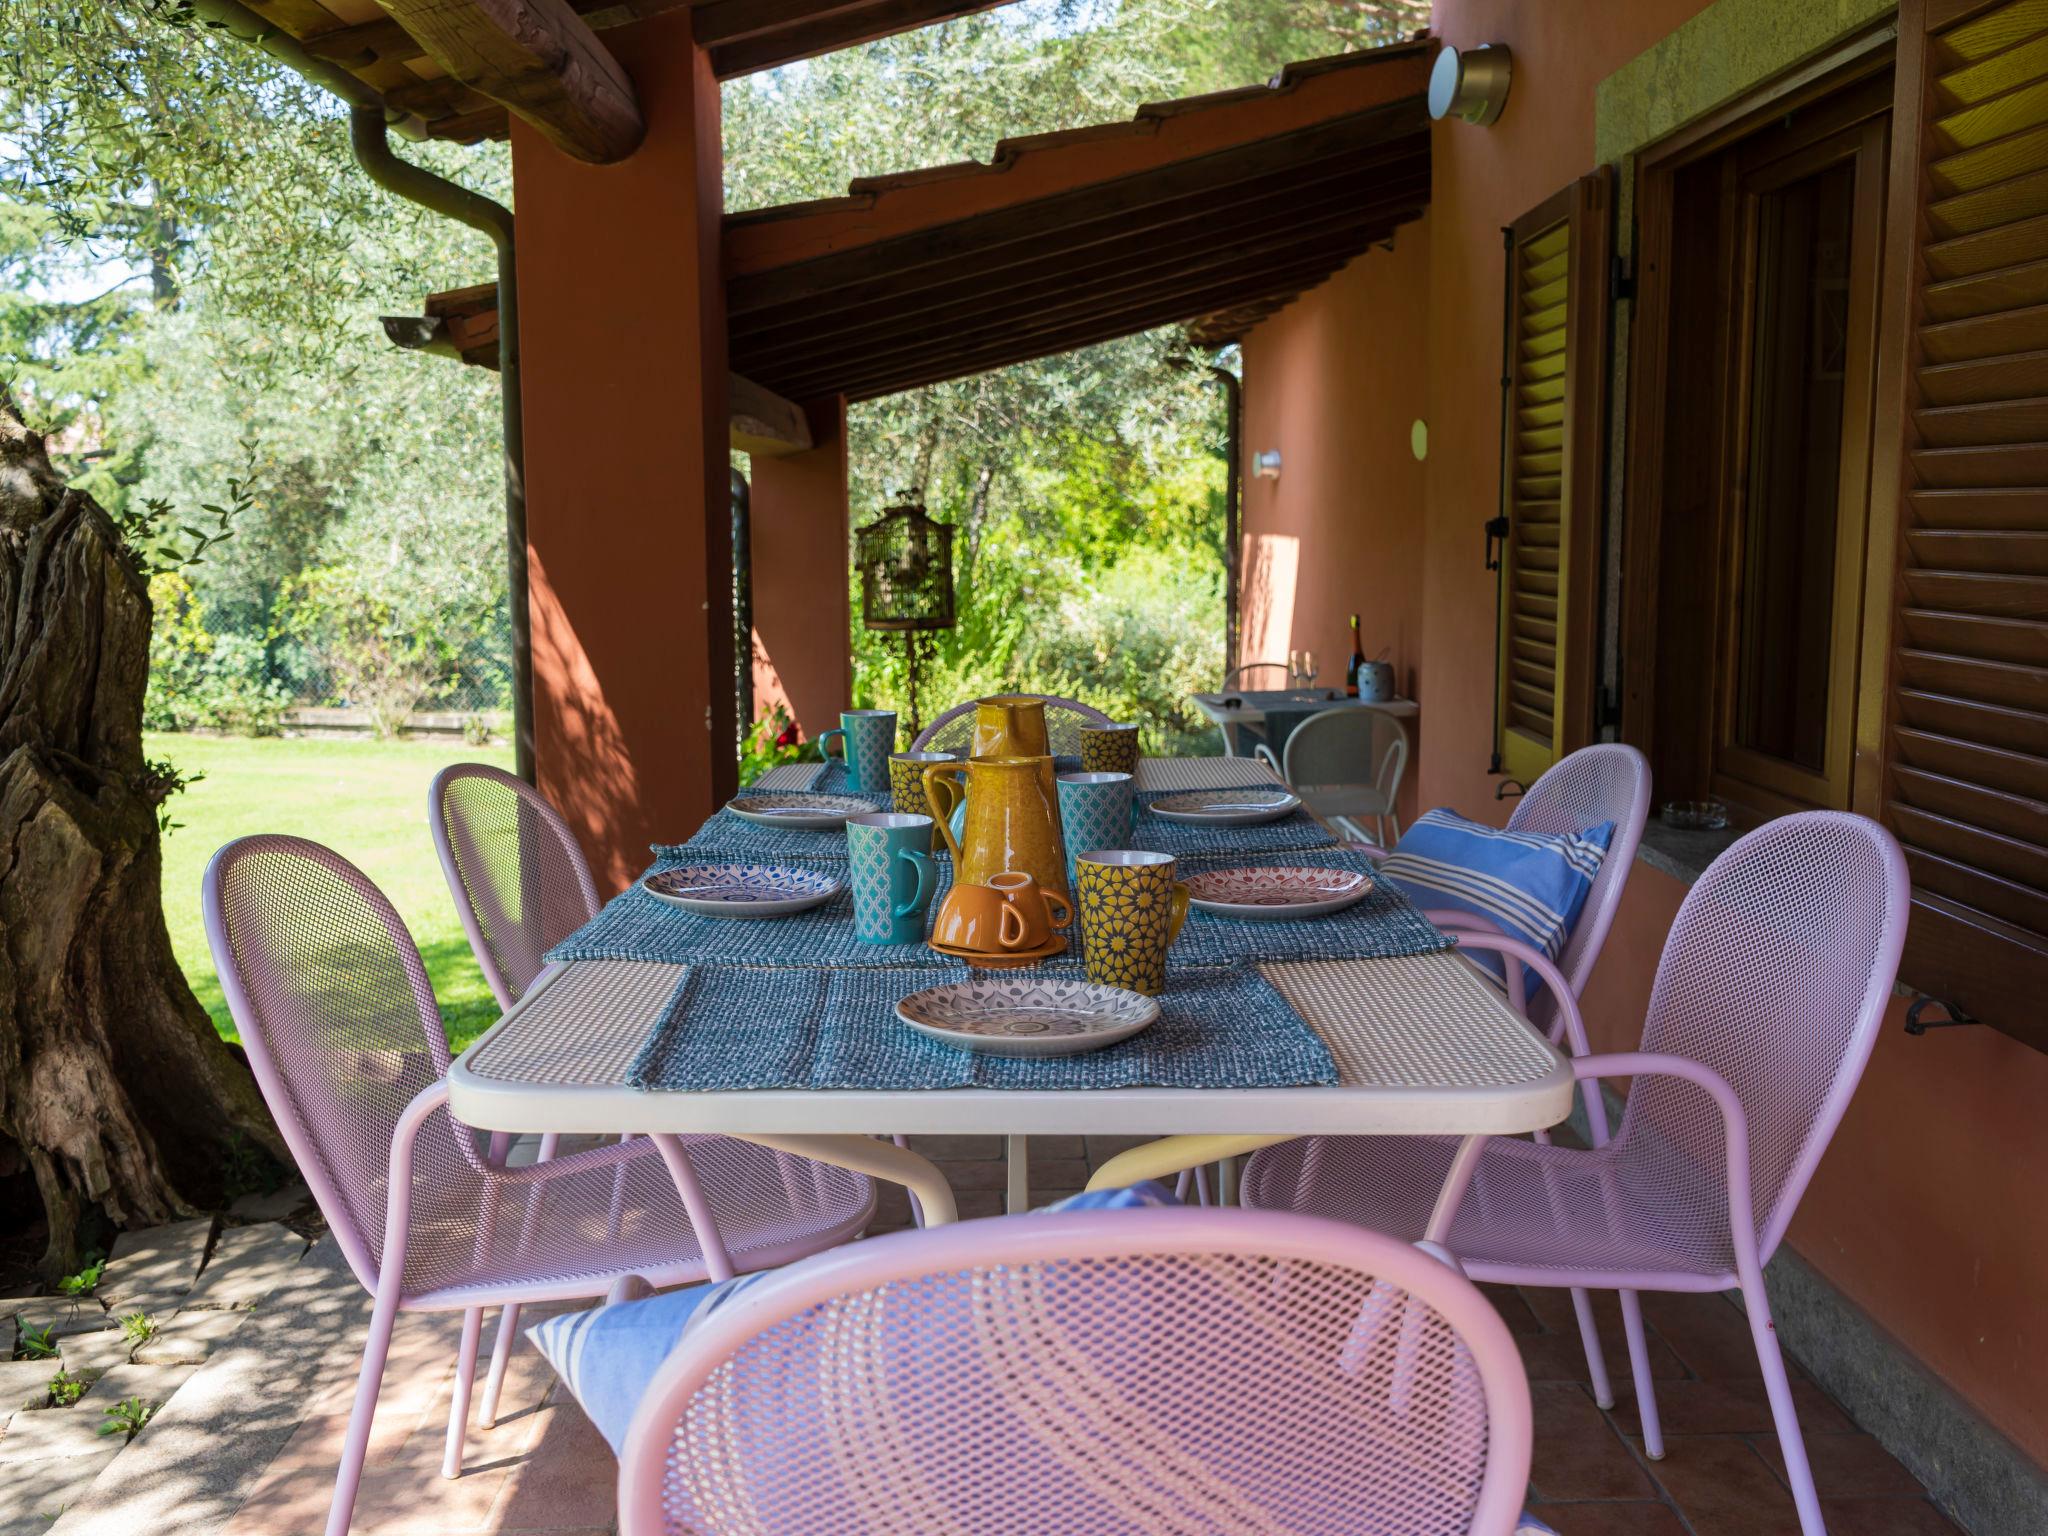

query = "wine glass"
[[1299, 650, 1317, 688]]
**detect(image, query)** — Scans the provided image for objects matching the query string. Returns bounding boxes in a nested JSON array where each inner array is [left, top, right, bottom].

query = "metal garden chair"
[[1254, 704, 1410, 843], [911, 692, 1111, 758], [1221, 660, 1292, 689], [1243, 811, 1910, 1536], [617, 1206, 1536, 1536], [204, 835, 876, 1536]]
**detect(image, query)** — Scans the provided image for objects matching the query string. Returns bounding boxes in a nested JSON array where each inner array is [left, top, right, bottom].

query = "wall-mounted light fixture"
[[1253, 450, 1283, 480], [1428, 43, 1512, 128]]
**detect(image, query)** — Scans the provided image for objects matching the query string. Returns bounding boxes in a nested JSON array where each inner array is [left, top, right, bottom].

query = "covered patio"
[[3, 1, 2045, 1536]]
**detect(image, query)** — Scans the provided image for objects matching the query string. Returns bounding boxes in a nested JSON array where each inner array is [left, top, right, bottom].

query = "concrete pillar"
[[510, 12, 733, 892], [747, 396, 852, 744]]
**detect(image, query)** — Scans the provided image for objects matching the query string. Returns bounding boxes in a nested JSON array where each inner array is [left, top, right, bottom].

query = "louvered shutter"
[[1892, 0, 2048, 1041], [1498, 172, 1610, 784]]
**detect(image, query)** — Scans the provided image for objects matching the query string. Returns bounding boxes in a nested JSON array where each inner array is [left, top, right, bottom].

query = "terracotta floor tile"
[[1523, 1501, 1689, 1535], [1519, 1328, 1685, 1385], [1635, 1291, 1768, 1379], [1751, 1431, 1924, 1498], [1606, 1375, 1855, 1437], [1817, 1497, 1968, 1535], [485, 1400, 616, 1530], [1529, 1382, 1658, 1501], [1631, 1434, 1802, 1536], [1479, 1283, 1544, 1335], [904, 1135, 1004, 1161]]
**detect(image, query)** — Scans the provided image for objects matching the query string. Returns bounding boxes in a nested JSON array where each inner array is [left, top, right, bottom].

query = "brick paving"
[[7, 1139, 1969, 1535]]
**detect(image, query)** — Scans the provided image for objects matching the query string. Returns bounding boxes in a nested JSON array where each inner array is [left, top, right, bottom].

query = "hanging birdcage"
[[854, 497, 955, 733], [856, 498, 955, 632]]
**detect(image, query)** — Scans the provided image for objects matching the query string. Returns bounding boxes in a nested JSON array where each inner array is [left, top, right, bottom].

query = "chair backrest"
[[619, 1207, 1533, 1536], [911, 693, 1113, 758], [1503, 743, 1652, 1035], [1223, 660, 1291, 689], [431, 763, 599, 1009], [204, 835, 487, 1296], [1282, 707, 1410, 800], [1623, 811, 1908, 1264]]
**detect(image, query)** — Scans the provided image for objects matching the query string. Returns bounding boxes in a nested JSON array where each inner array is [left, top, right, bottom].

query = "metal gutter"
[[350, 107, 534, 784], [1209, 363, 1242, 667], [189, 0, 428, 139]]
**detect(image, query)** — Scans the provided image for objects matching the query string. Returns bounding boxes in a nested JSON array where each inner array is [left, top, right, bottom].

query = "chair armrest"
[[1451, 932, 1608, 1146], [1568, 1052, 1758, 1269], [1251, 742, 1282, 776], [1342, 839, 1393, 865]]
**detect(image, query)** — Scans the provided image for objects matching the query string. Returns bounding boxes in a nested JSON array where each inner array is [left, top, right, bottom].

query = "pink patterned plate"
[[1183, 865, 1372, 921]]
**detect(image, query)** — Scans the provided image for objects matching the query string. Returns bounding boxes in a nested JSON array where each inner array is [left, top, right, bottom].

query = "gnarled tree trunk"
[[0, 390, 283, 1279]]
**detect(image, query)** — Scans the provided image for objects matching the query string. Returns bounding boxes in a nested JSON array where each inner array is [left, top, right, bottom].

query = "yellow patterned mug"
[[1075, 850, 1190, 996], [1079, 721, 1140, 776], [890, 750, 955, 850]]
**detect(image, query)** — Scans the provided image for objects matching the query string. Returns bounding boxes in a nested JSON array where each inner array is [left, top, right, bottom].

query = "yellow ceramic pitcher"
[[924, 755, 1070, 901], [971, 695, 1051, 760]]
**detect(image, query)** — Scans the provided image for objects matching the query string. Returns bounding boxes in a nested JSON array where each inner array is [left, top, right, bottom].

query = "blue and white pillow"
[[1382, 808, 1613, 976], [529, 1181, 1183, 1454]]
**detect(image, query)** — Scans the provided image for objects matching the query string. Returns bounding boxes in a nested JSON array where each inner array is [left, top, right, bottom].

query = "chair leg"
[[477, 1302, 521, 1430], [1569, 1287, 1616, 1409], [1745, 1279, 1826, 1536], [1618, 1289, 1664, 1459], [441, 1306, 485, 1479], [326, 1287, 400, 1536]]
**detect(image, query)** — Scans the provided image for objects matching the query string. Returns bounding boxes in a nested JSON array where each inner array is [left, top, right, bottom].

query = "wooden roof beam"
[[697, 0, 1022, 78], [372, 0, 643, 162]]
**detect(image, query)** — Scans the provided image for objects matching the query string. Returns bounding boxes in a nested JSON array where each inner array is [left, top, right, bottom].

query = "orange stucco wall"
[[748, 398, 853, 742], [512, 11, 732, 894], [1240, 0, 2048, 1465], [1238, 225, 1430, 832]]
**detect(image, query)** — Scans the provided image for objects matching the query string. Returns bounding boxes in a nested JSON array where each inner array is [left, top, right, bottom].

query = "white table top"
[[1192, 689, 1419, 724], [446, 757, 1569, 1141]]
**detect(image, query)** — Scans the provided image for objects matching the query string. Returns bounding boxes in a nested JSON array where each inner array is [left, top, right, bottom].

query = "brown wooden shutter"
[[1498, 172, 1610, 784], [1890, 0, 2048, 1045]]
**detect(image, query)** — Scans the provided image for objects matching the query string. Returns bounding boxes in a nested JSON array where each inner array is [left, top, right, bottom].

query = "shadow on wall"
[[1239, 532, 1300, 669]]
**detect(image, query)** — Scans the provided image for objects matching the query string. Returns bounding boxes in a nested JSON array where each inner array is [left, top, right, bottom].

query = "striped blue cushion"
[[1381, 808, 1613, 975]]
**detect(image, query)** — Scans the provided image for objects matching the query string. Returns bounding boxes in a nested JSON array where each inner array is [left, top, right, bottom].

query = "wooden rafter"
[[370, 0, 644, 161], [693, 1, 1019, 76]]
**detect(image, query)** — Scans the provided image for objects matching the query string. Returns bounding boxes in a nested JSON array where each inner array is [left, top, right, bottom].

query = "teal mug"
[[1055, 771, 1136, 894], [846, 812, 938, 944], [817, 709, 898, 793]]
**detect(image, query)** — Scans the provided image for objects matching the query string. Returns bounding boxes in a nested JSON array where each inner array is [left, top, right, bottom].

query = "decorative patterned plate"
[[896, 976, 1159, 1057], [1148, 789, 1303, 825], [1185, 865, 1372, 921], [725, 793, 873, 830], [642, 863, 842, 917]]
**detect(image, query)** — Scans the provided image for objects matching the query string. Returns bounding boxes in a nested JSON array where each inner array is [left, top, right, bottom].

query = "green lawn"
[[149, 732, 517, 1052]]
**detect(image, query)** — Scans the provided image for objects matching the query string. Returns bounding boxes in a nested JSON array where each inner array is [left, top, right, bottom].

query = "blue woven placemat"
[[1133, 784, 1342, 858], [628, 963, 1338, 1092], [1167, 848, 1451, 965], [547, 856, 956, 970], [660, 782, 894, 864]]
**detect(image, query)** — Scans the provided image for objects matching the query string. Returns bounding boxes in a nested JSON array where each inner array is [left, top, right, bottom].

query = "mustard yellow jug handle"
[[1167, 881, 1190, 945], [924, 762, 968, 863]]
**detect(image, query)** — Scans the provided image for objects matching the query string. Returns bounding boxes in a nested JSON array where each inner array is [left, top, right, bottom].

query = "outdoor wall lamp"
[[1429, 43, 1513, 128], [1254, 450, 1283, 479]]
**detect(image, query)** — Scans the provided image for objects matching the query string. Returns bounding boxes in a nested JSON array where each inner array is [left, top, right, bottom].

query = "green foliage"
[[45, 1369, 90, 1408], [117, 1312, 158, 1345], [145, 574, 291, 736], [57, 1256, 104, 1298], [14, 1321, 58, 1361], [114, 433, 255, 577], [274, 564, 482, 737], [739, 702, 807, 785], [98, 1395, 157, 1440]]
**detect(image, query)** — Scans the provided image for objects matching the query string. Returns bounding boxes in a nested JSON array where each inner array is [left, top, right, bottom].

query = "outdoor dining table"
[[446, 755, 1571, 1276], [1190, 689, 1419, 756]]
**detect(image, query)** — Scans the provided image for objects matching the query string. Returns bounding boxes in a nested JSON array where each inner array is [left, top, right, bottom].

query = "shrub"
[[145, 574, 289, 736], [275, 565, 454, 739]]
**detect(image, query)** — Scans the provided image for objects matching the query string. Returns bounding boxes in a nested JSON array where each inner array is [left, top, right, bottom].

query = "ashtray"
[[1662, 799, 1729, 831]]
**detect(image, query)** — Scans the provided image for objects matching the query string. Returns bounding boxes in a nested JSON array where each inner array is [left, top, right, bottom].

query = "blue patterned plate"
[[642, 863, 842, 918], [725, 792, 873, 830], [896, 976, 1158, 1058]]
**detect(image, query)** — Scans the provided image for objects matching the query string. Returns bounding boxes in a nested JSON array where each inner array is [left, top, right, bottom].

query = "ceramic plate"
[[1148, 789, 1302, 825], [897, 975, 1159, 1058], [642, 863, 841, 917], [1185, 865, 1372, 921], [724, 793, 873, 830]]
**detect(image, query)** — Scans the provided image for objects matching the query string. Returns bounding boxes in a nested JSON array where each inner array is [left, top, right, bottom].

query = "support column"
[[510, 11, 734, 892], [746, 396, 853, 744]]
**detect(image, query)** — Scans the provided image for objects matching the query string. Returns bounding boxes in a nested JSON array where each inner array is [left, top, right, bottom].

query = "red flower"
[[776, 724, 800, 748]]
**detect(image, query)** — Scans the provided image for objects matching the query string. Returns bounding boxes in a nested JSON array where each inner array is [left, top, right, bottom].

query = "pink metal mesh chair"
[[911, 692, 1112, 757], [618, 1207, 1535, 1536], [431, 762, 599, 1010], [204, 835, 875, 1536], [1245, 811, 1910, 1536]]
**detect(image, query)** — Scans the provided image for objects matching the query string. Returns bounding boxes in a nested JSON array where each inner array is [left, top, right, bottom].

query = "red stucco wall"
[[1237, 0, 2048, 1467], [512, 12, 730, 894], [748, 398, 853, 743], [1238, 224, 1430, 832]]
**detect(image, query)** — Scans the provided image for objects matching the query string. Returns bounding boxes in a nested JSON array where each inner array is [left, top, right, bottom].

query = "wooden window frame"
[[1496, 170, 1610, 785]]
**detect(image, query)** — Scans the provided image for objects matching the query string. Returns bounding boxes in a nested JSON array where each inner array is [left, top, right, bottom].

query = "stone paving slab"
[[227, 1182, 311, 1223], [81, 1363, 197, 1413], [133, 1309, 250, 1367], [0, 1444, 119, 1536], [183, 1225, 308, 1312], [0, 1401, 113, 1464], [0, 1360, 59, 1411], [55, 1333, 133, 1375], [100, 1219, 214, 1310]]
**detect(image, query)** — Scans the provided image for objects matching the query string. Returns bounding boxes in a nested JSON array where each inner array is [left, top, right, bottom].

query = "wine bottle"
[[1346, 613, 1364, 697]]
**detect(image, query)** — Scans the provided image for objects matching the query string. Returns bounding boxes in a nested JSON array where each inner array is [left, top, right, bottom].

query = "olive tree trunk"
[[0, 391, 283, 1279]]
